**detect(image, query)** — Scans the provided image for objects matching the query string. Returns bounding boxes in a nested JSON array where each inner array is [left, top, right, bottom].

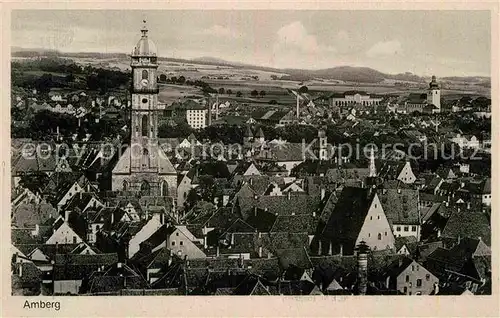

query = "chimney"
[[320, 188, 326, 200], [339, 244, 343, 256], [287, 191, 291, 200], [467, 202, 471, 210], [64, 210, 70, 222], [397, 188, 401, 194], [328, 241, 333, 256], [117, 262, 123, 269], [203, 235, 207, 249], [19, 263, 23, 278], [111, 211, 114, 225], [318, 240, 322, 255], [231, 233, 235, 245], [168, 250, 173, 266], [216, 245, 220, 257], [259, 246, 263, 258], [437, 229, 441, 238], [249, 178, 253, 186], [458, 235, 461, 244], [313, 210, 316, 218], [356, 242, 369, 296], [433, 282, 439, 295], [33, 224, 40, 237], [478, 236, 482, 242]]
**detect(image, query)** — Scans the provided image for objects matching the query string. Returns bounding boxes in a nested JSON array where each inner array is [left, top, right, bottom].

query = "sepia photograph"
[[4, 5, 497, 314]]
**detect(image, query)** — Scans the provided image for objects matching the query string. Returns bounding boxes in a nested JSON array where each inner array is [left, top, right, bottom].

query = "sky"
[[11, 10, 491, 77]]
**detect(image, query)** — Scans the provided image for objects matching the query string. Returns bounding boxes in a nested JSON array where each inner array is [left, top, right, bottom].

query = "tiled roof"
[[244, 208, 277, 232], [314, 187, 374, 255], [270, 214, 317, 234], [441, 204, 491, 246], [237, 193, 321, 220], [378, 188, 420, 225]]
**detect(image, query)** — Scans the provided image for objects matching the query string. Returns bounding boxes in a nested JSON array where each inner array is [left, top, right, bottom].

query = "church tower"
[[112, 21, 177, 198], [427, 75, 441, 112]]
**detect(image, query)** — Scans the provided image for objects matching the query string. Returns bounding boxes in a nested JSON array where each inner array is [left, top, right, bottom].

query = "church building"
[[112, 22, 177, 198]]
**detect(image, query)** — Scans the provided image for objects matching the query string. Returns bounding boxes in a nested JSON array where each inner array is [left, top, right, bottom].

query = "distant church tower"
[[427, 75, 441, 112], [112, 21, 177, 198]]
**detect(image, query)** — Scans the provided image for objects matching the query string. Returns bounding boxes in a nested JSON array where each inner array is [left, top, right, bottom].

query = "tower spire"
[[369, 146, 376, 177]]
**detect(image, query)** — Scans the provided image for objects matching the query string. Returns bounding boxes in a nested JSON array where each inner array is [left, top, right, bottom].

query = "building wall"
[[186, 109, 207, 129], [427, 89, 441, 110], [356, 194, 396, 252], [177, 175, 193, 209], [397, 162, 416, 184], [112, 173, 177, 198], [128, 215, 163, 258], [393, 224, 420, 241], [45, 222, 83, 245], [166, 228, 207, 259], [396, 261, 439, 295], [54, 280, 82, 295]]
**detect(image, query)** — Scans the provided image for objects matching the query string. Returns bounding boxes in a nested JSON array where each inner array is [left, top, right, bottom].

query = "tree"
[[177, 76, 186, 84], [236, 91, 242, 97], [226, 89, 233, 95], [170, 76, 177, 83], [298, 85, 309, 94], [218, 87, 225, 94], [159, 74, 167, 82], [65, 73, 75, 82], [250, 90, 259, 97], [259, 90, 266, 97], [270, 75, 278, 80]]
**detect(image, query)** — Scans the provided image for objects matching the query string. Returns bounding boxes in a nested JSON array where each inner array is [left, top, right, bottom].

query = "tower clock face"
[[141, 79, 149, 87]]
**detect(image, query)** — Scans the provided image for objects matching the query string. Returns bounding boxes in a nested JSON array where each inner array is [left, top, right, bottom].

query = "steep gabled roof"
[[316, 187, 374, 255]]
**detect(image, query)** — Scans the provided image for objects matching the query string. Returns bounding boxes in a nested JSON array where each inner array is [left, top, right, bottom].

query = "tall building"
[[427, 75, 441, 112], [112, 21, 177, 197]]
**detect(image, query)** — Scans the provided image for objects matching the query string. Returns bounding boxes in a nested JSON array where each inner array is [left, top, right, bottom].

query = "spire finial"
[[141, 19, 148, 36]]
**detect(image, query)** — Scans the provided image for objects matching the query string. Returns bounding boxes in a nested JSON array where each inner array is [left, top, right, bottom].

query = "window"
[[180, 241, 183, 246], [370, 216, 372, 220], [140, 180, 150, 196], [142, 115, 148, 136], [385, 232, 387, 236], [403, 287, 408, 294], [396, 226, 401, 232], [405, 275, 409, 282], [416, 265, 419, 271], [73, 236, 77, 244], [368, 233, 371, 237], [142, 70, 148, 80], [123, 180, 128, 191], [142, 98, 148, 104], [416, 279, 422, 287], [176, 232, 179, 236], [172, 241, 176, 246], [426, 274, 430, 281], [374, 204, 377, 208], [412, 226, 417, 232], [377, 215, 380, 219], [404, 226, 409, 232], [412, 265, 415, 271], [378, 233, 382, 240]]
